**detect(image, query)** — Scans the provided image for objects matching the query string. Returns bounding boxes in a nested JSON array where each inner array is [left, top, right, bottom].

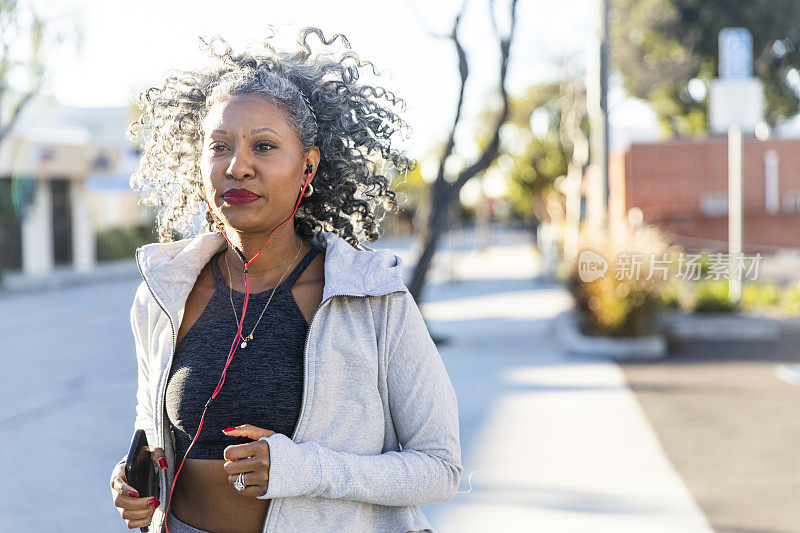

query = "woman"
[[108, 26, 461, 533]]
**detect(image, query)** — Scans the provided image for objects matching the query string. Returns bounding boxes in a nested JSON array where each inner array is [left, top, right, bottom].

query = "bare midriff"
[[169, 458, 269, 533]]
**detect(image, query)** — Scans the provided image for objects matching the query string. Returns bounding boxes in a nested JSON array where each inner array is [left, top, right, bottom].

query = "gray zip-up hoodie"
[[116, 229, 462, 533]]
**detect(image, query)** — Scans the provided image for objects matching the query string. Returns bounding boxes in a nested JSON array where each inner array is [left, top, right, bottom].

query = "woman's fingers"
[[111, 483, 157, 510], [227, 469, 268, 486], [150, 446, 168, 469], [228, 480, 268, 497], [223, 437, 271, 463], [219, 426, 273, 498], [223, 446, 270, 495], [226, 470, 269, 498], [223, 456, 269, 480], [110, 458, 161, 529], [222, 451, 268, 474], [221, 424, 276, 441], [126, 518, 152, 529], [110, 465, 161, 511], [110, 468, 141, 499], [120, 503, 157, 521], [123, 506, 157, 530]]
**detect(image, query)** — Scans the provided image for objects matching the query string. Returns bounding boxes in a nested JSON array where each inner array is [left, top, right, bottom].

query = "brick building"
[[610, 136, 800, 252]]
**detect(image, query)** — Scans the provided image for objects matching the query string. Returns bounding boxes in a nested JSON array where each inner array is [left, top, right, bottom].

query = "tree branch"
[[431, 6, 470, 210], [449, 0, 518, 194], [0, 91, 34, 145], [403, 0, 457, 40], [408, 0, 519, 302]]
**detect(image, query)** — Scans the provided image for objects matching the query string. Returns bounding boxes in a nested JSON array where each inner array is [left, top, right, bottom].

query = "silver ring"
[[233, 472, 246, 492]]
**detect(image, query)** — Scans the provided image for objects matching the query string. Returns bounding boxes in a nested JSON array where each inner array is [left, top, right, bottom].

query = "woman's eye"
[[209, 143, 226, 153], [255, 142, 275, 152]]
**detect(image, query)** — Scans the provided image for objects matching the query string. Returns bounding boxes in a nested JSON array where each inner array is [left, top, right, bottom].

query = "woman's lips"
[[223, 191, 260, 204]]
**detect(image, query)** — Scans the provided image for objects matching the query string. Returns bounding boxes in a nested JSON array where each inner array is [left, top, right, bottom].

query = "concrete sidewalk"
[[416, 240, 713, 532], [0, 257, 140, 296]]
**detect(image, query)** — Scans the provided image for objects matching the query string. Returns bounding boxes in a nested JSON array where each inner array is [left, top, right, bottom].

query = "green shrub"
[[96, 224, 157, 262], [782, 285, 800, 317], [692, 280, 739, 313], [569, 275, 662, 337], [568, 223, 673, 337], [696, 251, 714, 278], [659, 282, 683, 310], [742, 282, 781, 309]]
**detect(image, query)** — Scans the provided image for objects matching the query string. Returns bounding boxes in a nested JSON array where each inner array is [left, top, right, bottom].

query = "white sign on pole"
[[710, 27, 763, 134], [709, 78, 764, 134]]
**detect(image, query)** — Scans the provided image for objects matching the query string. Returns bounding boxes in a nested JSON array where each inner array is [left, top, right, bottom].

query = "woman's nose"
[[225, 147, 255, 179]]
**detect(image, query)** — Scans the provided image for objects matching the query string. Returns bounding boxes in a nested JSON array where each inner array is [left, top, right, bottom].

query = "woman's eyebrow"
[[210, 127, 281, 137], [250, 127, 280, 137]]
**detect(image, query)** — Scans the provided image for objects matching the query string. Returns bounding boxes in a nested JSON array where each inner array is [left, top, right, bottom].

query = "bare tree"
[[407, 0, 519, 303]]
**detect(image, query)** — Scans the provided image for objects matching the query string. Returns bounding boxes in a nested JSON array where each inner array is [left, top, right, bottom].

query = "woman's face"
[[200, 92, 318, 234]]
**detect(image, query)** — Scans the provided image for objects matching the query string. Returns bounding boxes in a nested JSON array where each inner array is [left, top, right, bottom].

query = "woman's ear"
[[304, 146, 321, 182]]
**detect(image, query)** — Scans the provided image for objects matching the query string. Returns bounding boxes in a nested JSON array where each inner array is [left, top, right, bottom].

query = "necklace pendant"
[[240, 340, 248, 349]]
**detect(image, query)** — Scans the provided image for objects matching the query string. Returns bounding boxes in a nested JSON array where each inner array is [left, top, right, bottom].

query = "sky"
[[32, 0, 632, 161]]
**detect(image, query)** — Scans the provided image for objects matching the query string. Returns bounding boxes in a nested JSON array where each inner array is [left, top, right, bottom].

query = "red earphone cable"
[[163, 167, 312, 531]]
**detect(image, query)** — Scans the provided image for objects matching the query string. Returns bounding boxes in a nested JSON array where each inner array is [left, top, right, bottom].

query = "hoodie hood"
[[134, 230, 407, 318]]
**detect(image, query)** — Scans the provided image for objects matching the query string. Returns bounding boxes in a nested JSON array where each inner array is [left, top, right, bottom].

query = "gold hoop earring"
[[301, 183, 314, 197]]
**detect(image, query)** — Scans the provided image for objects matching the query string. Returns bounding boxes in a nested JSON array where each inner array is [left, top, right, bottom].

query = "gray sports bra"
[[165, 243, 321, 460]]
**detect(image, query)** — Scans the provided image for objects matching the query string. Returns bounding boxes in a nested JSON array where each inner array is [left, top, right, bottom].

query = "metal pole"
[[728, 124, 742, 303], [600, 0, 610, 224]]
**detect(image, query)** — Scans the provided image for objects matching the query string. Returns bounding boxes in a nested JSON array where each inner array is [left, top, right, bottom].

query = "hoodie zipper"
[[135, 249, 177, 533], [286, 287, 404, 443], [135, 248, 178, 449], [136, 250, 177, 437], [260, 293, 333, 533], [260, 289, 406, 533]]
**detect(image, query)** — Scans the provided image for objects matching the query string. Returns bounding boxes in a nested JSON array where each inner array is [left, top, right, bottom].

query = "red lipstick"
[[222, 188, 260, 205]]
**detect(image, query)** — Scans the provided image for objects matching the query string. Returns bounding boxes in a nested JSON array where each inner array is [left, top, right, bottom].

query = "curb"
[[658, 311, 781, 341], [555, 311, 668, 362], [0, 259, 141, 298]]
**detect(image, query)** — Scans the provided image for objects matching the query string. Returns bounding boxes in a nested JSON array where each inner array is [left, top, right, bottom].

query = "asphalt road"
[[619, 333, 800, 533]]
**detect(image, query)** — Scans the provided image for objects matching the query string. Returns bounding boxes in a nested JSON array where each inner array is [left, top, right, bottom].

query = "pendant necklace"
[[223, 240, 303, 349]]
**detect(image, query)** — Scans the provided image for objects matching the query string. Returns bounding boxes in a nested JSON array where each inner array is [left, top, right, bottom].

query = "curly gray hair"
[[127, 26, 415, 248]]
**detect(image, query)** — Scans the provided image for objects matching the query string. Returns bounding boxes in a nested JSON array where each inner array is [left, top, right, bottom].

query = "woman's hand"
[[109, 446, 167, 529], [222, 424, 277, 498]]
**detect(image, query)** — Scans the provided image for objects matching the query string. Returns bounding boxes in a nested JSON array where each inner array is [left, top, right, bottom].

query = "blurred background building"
[[0, 97, 148, 277]]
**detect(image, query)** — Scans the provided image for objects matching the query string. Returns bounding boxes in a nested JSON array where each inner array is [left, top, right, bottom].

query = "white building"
[[0, 96, 150, 278]]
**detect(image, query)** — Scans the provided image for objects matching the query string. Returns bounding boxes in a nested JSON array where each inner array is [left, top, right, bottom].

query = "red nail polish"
[[149, 498, 160, 508], [223, 426, 237, 432], [158, 457, 168, 469], [128, 490, 139, 498]]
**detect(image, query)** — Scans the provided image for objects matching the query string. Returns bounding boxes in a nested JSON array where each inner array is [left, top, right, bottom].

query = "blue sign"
[[719, 28, 753, 79]]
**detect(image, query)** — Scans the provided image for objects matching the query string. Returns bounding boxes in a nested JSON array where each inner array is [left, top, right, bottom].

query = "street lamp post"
[[600, 0, 610, 223]]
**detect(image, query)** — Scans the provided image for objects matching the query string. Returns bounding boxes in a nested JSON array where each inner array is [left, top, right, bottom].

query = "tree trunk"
[[406, 0, 519, 303], [408, 188, 452, 301]]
